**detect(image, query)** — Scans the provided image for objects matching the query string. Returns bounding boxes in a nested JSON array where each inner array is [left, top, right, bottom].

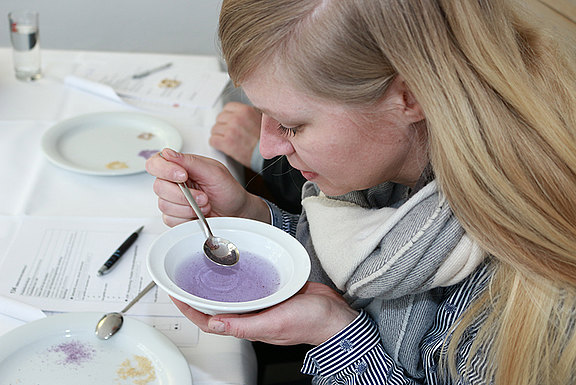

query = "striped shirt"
[[268, 201, 492, 384], [300, 266, 491, 384]]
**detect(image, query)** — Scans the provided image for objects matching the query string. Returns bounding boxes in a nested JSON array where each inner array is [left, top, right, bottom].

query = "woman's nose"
[[259, 114, 295, 159]]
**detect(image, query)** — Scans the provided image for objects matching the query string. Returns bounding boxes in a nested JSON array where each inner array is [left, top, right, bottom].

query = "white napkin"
[[65, 75, 125, 104], [0, 295, 46, 322]]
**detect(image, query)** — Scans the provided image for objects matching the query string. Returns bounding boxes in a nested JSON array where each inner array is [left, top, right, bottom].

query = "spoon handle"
[[178, 183, 214, 239], [121, 281, 156, 314]]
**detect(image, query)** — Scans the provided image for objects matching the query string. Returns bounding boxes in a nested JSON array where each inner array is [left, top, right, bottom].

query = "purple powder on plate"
[[48, 339, 95, 366], [174, 251, 281, 302], [138, 149, 159, 159]]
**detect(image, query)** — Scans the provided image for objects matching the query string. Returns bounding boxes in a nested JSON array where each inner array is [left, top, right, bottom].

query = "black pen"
[[97, 226, 144, 276]]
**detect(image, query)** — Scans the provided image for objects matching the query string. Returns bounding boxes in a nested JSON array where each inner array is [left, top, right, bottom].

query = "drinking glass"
[[8, 10, 42, 81]]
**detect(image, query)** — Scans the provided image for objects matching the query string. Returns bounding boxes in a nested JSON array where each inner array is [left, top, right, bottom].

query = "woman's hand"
[[172, 282, 360, 346], [145, 148, 270, 227]]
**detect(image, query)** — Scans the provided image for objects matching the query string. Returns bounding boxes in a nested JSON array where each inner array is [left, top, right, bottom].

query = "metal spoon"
[[95, 281, 156, 340], [177, 182, 240, 266]]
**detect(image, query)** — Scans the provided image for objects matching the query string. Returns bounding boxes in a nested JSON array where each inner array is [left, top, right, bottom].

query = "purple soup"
[[174, 251, 281, 302]]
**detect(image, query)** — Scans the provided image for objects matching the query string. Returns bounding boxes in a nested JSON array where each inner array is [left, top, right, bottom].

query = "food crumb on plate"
[[106, 161, 129, 170], [116, 355, 156, 385]]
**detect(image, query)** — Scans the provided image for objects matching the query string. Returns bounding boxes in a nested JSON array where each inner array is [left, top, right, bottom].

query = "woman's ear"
[[403, 87, 424, 123], [386, 76, 425, 124]]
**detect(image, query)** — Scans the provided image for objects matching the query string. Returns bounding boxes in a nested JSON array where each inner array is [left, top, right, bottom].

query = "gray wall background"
[[0, 0, 222, 56]]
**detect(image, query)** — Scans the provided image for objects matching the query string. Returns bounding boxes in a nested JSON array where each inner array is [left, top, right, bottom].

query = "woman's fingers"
[[145, 150, 188, 183], [171, 297, 212, 331], [152, 176, 212, 227]]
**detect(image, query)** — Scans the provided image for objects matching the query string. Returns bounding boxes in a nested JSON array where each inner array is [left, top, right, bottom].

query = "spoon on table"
[[95, 281, 156, 340], [177, 182, 240, 266]]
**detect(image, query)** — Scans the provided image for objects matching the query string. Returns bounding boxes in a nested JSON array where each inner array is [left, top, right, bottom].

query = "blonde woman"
[[146, 0, 576, 384]]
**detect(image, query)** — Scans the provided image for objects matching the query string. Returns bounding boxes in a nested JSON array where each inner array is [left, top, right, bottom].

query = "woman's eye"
[[277, 123, 299, 137]]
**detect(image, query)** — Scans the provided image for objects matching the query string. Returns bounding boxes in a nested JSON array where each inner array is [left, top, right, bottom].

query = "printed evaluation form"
[[0, 216, 177, 316]]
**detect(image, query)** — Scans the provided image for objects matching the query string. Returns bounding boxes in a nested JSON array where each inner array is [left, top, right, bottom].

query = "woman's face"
[[242, 64, 429, 196]]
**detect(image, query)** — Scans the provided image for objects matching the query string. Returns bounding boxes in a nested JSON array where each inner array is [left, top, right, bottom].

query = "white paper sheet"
[[0, 295, 46, 322], [0, 216, 179, 316], [65, 60, 230, 110], [134, 314, 199, 347]]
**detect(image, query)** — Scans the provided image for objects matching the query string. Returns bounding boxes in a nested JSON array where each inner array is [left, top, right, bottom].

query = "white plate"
[[0, 312, 193, 385], [41, 112, 182, 176]]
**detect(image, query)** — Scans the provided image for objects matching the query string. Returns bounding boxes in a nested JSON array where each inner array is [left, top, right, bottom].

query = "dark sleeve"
[[261, 156, 307, 214]]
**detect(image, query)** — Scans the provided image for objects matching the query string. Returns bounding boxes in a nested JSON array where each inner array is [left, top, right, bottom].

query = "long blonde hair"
[[219, 0, 576, 383]]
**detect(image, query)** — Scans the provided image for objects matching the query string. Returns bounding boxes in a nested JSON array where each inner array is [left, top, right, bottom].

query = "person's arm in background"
[[210, 101, 261, 168]]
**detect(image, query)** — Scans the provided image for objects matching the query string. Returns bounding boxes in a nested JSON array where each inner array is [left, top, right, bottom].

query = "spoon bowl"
[[177, 183, 240, 266], [95, 281, 156, 340], [95, 312, 124, 340], [204, 236, 240, 266]]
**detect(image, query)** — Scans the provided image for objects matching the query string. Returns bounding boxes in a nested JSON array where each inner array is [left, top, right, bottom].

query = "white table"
[[0, 48, 256, 385]]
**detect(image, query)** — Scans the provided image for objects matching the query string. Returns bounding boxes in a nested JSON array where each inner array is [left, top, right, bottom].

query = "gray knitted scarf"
[[296, 180, 484, 380]]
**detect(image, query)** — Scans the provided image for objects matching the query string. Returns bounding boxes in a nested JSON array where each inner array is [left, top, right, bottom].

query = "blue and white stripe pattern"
[[302, 311, 411, 384], [300, 266, 491, 384], [267, 200, 300, 237]]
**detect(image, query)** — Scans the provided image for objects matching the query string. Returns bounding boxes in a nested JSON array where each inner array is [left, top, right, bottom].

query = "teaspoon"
[[178, 183, 240, 266], [95, 281, 156, 340]]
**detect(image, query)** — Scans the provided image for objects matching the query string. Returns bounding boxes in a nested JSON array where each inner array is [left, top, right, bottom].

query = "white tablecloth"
[[0, 48, 255, 385]]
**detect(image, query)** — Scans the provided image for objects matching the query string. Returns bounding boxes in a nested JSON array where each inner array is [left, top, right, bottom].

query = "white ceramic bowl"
[[147, 217, 311, 315]]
